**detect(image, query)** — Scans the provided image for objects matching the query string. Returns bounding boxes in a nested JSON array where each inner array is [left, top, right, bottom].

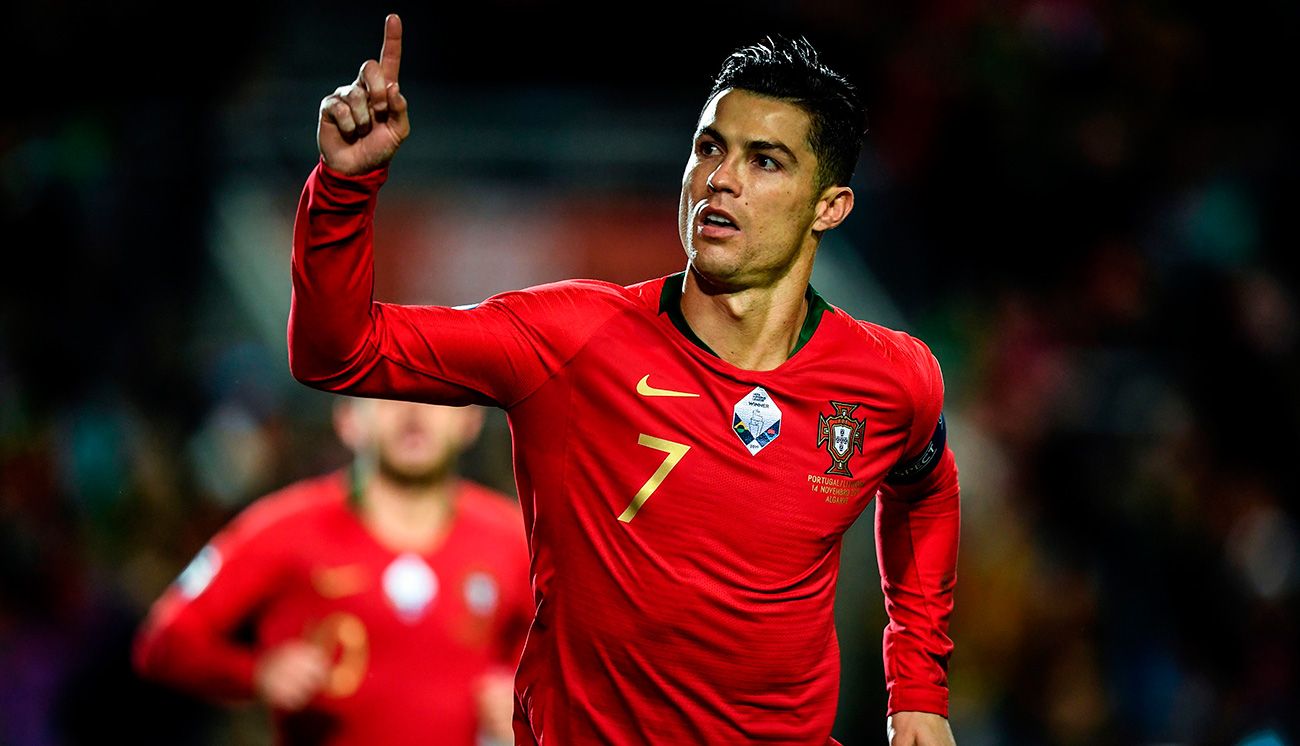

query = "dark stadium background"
[[3, 1, 1298, 744]]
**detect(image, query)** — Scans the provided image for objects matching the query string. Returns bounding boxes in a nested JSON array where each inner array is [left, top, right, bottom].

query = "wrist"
[[317, 157, 390, 188], [886, 684, 949, 719], [310, 158, 390, 210]]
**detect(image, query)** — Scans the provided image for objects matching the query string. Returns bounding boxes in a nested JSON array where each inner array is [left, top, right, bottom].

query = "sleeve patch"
[[886, 414, 946, 485], [176, 545, 222, 599]]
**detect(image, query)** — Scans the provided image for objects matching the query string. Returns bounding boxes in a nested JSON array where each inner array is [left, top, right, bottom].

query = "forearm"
[[876, 446, 960, 716], [287, 162, 511, 406], [133, 601, 258, 700], [287, 160, 390, 391]]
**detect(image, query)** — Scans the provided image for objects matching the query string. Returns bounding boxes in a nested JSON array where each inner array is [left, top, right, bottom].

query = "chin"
[[688, 243, 742, 277], [378, 455, 446, 486], [689, 253, 755, 292]]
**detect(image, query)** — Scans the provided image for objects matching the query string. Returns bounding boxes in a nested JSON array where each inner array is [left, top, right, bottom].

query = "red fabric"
[[288, 161, 960, 743], [133, 473, 532, 746]]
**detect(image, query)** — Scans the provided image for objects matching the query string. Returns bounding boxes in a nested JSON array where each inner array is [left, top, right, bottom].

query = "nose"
[[706, 158, 739, 195]]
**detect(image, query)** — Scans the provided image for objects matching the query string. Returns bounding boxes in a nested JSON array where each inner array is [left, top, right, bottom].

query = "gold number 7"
[[618, 434, 691, 522]]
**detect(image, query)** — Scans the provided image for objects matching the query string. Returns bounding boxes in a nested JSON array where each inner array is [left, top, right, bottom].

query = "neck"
[[680, 262, 813, 371], [356, 468, 456, 553]]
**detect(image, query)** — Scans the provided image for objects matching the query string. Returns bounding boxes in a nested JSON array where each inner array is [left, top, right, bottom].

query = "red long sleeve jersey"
[[134, 473, 533, 746], [289, 163, 961, 745]]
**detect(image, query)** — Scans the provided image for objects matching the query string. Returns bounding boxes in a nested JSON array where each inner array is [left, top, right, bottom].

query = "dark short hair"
[[708, 36, 866, 191]]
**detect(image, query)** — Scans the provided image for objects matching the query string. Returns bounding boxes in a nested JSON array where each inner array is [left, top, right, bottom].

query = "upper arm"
[[885, 337, 949, 490], [300, 281, 627, 408]]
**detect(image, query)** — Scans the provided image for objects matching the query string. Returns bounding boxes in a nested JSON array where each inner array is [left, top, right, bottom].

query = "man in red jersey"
[[134, 398, 532, 746], [289, 14, 959, 746]]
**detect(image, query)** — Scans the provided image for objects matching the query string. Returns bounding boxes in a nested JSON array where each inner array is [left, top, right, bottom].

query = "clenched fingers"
[[385, 82, 407, 124], [356, 59, 389, 116], [321, 84, 372, 140]]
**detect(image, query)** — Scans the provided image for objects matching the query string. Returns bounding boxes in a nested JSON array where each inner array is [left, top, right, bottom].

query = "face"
[[335, 399, 484, 485], [678, 88, 850, 290]]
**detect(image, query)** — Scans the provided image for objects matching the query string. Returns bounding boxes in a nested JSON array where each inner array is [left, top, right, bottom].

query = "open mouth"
[[703, 213, 737, 229], [698, 207, 740, 237]]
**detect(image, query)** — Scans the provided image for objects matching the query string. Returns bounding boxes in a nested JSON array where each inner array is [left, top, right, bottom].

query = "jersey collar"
[[658, 271, 831, 359]]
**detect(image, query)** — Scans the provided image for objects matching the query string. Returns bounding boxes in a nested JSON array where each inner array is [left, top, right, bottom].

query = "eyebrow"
[[697, 126, 800, 164]]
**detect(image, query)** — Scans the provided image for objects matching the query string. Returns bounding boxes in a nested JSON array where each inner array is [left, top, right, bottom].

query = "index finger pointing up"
[[380, 14, 402, 83]]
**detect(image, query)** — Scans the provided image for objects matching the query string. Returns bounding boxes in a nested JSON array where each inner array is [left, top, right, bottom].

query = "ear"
[[456, 405, 486, 449], [332, 397, 367, 452], [811, 186, 854, 233]]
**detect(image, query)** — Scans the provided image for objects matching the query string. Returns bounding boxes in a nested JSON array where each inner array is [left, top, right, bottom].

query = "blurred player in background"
[[133, 398, 531, 746], [290, 15, 959, 746]]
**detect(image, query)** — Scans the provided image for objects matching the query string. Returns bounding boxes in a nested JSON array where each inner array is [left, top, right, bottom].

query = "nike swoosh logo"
[[312, 565, 370, 599], [636, 375, 700, 398]]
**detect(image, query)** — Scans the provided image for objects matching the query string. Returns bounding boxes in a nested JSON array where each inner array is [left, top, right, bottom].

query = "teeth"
[[704, 214, 734, 227]]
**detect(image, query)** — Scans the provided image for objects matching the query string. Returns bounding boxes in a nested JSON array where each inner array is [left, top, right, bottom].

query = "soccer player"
[[133, 398, 532, 746], [289, 15, 960, 746]]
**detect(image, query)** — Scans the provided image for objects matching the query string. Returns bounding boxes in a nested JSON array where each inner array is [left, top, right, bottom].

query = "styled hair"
[[708, 36, 866, 191]]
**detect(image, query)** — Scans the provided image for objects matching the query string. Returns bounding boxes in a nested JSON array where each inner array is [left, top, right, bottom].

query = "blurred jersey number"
[[309, 612, 369, 698]]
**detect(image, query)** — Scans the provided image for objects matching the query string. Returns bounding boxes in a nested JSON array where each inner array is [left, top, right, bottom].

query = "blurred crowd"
[[3, 1, 1297, 744]]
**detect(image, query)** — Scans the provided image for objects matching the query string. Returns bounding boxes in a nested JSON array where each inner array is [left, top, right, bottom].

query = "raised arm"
[[288, 13, 462, 402], [288, 15, 627, 409]]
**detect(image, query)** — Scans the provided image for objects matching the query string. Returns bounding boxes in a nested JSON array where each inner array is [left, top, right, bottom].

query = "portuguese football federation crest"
[[817, 401, 866, 476], [732, 386, 782, 455], [383, 553, 438, 622]]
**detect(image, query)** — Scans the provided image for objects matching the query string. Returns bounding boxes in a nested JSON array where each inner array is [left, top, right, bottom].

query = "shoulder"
[[480, 277, 650, 317], [826, 307, 942, 387], [816, 306, 945, 429], [222, 471, 348, 543], [816, 305, 947, 458], [468, 278, 655, 353]]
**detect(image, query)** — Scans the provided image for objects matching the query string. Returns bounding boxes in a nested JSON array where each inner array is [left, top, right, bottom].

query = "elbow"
[[286, 345, 364, 394], [286, 352, 325, 391], [285, 341, 346, 395], [286, 310, 330, 389], [285, 309, 372, 393], [132, 621, 165, 681], [286, 348, 323, 389]]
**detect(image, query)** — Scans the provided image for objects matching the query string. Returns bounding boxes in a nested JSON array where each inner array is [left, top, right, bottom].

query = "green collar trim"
[[659, 273, 717, 355], [658, 272, 830, 359], [348, 460, 366, 509], [796, 287, 833, 354]]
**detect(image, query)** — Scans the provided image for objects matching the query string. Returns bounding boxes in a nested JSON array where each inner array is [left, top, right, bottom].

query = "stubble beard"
[[374, 450, 452, 490]]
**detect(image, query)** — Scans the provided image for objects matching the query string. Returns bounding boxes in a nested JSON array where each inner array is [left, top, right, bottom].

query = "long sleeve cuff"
[[886, 683, 949, 719], [313, 158, 390, 207]]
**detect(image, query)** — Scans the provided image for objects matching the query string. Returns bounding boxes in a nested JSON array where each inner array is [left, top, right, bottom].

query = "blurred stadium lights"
[[1238, 730, 1291, 746]]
